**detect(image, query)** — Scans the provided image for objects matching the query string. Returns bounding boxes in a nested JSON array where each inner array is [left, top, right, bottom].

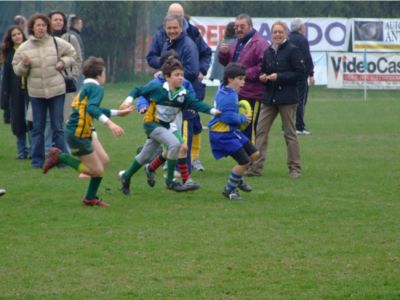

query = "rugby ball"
[[238, 99, 252, 131]]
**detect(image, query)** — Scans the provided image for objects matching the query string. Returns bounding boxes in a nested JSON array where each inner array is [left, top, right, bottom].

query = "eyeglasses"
[[234, 24, 248, 30]]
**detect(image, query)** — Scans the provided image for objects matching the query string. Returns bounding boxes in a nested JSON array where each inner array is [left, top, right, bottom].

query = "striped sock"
[[149, 154, 166, 172], [225, 172, 242, 192], [177, 158, 189, 183]]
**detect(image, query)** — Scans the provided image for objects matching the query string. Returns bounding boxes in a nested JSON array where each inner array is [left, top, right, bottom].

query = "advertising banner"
[[191, 17, 351, 51], [327, 52, 400, 89], [352, 18, 400, 52]]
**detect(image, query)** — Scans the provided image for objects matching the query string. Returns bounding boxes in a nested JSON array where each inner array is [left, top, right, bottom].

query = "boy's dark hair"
[[161, 57, 184, 77], [159, 49, 180, 66], [83, 56, 105, 78], [223, 63, 246, 85]]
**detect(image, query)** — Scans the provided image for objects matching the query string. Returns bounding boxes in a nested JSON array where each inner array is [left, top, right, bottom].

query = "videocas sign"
[[327, 52, 400, 89]]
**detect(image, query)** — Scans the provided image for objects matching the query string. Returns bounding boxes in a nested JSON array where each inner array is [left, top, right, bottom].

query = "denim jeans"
[[30, 94, 67, 168]]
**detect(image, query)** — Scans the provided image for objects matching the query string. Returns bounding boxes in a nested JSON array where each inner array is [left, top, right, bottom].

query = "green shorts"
[[67, 133, 93, 157]]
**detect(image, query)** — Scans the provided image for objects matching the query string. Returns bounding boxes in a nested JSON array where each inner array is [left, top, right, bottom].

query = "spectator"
[[147, 3, 212, 172], [210, 22, 236, 82], [247, 21, 305, 178], [12, 13, 76, 168], [1, 25, 31, 159], [68, 15, 84, 59], [69, 15, 85, 89], [218, 14, 269, 144], [48, 11, 82, 120], [289, 18, 315, 135], [14, 15, 27, 34]]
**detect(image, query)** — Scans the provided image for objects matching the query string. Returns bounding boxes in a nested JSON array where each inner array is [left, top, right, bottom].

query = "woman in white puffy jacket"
[[13, 13, 76, 168]]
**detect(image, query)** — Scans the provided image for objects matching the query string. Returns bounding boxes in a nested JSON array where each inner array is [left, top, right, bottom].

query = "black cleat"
[[237, 179, 252, 192], [144, 164, 156, 187], [119, 171, 130, 195], [222, 188, 243, 201]]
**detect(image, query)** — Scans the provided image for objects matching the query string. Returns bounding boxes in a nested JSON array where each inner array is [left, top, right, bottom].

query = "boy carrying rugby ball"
[[208, 63, 260, 201]]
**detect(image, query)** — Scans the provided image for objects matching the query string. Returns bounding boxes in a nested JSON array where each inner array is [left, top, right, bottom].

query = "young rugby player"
[[42, 56, 134, 207], [208, 63, 260, 201]]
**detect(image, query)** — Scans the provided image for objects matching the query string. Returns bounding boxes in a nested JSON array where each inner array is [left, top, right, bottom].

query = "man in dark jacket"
[[289, 18, 315, 135], [146, 3, 212, 172]]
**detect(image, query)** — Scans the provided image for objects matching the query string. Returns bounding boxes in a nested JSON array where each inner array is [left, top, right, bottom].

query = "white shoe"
[[182, 178, 200, 191], [296, 129, 311, 135], [192, 159, 205, 171], [0, 189, 6, 196]]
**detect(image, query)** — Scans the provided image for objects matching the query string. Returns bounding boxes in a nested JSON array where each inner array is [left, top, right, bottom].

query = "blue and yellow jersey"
[[66, 79, 111, 138], [208, 84, 247, 133]]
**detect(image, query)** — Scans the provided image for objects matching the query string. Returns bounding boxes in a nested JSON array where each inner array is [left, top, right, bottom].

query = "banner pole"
[[363, 49, 367, 102]]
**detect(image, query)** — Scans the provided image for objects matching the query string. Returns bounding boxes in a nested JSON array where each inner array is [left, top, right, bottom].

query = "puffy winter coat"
[[12, 33, 76, 99]]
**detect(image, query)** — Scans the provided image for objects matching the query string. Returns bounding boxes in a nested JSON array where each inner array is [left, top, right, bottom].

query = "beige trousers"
[[248, 103, 301, 175]]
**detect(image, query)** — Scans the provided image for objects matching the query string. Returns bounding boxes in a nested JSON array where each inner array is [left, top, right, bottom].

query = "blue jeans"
[[30, 94, 67, 168]]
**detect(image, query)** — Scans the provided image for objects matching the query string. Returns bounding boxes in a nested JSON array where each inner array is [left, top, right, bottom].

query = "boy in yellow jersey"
[[42, 56, 134, 207]]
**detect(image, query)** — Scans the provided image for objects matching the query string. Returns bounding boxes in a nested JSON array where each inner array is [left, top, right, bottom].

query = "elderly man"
[[147, 3, 211, 172], [289, 18, 315, 135], [218, 14, 269, 144]]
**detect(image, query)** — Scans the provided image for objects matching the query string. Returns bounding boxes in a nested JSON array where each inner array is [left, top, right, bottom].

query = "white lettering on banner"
[[328, 52, 400, 89], [191, 17, 351, 51]]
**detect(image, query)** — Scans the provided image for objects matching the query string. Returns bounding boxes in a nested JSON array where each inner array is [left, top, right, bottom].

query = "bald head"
[[168, 3, 184, 18]]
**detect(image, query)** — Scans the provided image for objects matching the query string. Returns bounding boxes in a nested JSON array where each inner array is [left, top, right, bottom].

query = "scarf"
[[232, 28, 256, 62]]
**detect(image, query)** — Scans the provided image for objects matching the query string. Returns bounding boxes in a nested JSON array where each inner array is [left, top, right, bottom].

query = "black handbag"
[[53, 37, 77, 93]]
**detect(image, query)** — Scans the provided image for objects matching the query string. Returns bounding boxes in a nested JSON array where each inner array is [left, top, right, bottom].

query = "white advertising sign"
[[191, 17, 351, 51], [327, 52, 400, 89], [352, 18, 400, 52]]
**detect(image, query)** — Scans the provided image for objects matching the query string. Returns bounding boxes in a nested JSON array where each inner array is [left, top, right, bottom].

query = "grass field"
[[0, 84, 399, 299]]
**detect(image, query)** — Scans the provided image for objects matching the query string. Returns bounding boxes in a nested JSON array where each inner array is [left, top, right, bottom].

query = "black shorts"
[[230, 140, 257, 165]]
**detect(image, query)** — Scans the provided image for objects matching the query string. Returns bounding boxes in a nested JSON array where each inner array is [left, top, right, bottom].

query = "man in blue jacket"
[[146, 3, 212, 172], [289, 18, 315, 135]]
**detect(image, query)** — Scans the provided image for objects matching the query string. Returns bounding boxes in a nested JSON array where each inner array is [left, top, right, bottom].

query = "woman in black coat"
[[1, 25, 30, 159], [247, 21, 305, 178]]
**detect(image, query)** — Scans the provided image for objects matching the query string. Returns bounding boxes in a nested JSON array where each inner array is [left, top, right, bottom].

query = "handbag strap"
[[52, 37, 68, 77]]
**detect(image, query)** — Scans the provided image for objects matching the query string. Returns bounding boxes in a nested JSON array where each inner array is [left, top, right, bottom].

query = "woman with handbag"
[[12, 13, 76, 168], [1, 25, 31, 159]]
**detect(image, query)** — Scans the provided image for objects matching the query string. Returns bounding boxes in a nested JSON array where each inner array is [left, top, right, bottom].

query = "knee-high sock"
[[225, 172, 241, 192], [177, 158, 189, 182], [85, 177, 102, 200], [58, 153, 88, 173], [191, 133, 201, 160], [166, 159, 177, 184], [124, 159, 142, 179], [149, 154, 166, 172]]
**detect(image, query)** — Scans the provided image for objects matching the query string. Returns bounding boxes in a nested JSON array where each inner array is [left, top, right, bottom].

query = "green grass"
[[0, 85, 399, 299]]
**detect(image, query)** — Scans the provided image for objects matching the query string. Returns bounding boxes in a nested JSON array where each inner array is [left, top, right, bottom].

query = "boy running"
[[119, 57, 220, 195], [208, 63, 260, 201], [43, 56, 134, 207]]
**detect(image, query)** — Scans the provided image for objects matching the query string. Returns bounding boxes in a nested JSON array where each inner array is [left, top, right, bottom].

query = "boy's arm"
[[216, 94, 247, 125], [185, 93, 219, 115], [120, 83, 159, 109]]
